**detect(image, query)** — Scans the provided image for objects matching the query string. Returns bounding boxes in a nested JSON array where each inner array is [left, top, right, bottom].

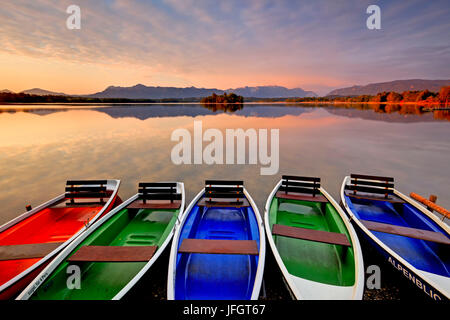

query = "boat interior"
[[174, 181, 260, 300], [29, 182, 181, 300], [269, 176, 356, 287], [0, 180, 113, 288], [344, 174, 449, 277]]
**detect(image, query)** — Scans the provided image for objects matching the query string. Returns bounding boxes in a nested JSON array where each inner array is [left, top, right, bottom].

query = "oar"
[[410, 192, 450, 221]]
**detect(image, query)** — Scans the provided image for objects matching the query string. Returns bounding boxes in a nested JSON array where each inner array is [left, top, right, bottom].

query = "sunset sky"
[[0, 0, 449, 96]]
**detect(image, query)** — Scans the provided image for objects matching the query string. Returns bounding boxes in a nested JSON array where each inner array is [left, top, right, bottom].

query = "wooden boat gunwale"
[[167, 183, 266, 300], [264, 178, 364, 300], [0, 179, 121, 297], [340, 175, 450, 300], [17, 181, 184, 300]]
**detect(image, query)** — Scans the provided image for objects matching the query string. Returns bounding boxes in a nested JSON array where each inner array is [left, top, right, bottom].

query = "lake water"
[[0, 103, 449, 225]]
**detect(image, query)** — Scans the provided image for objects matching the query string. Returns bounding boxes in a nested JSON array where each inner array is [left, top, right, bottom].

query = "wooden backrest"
[[204, 180, 245, 204], [346, 174, 395, 198], [65, 180, 109, 204], [138, 182, 181, 203], [205, 180, 244, 186], [279, 175, 321, 197]]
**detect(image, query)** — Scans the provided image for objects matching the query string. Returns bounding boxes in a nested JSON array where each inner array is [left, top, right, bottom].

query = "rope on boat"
[[410, 192, 450, 220]]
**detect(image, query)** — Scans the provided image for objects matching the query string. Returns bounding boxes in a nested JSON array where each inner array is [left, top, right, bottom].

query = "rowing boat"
[[340, 174, 450, 301], [0, 179, 120, 299], [167, 180, 265, 300], [17, 182, 185, 300], [265, 175, 364, 299]]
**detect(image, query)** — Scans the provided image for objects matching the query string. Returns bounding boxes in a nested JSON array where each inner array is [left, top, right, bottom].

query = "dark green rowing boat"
[[18, 182, 185, 300], [264, 175, 364, 300]]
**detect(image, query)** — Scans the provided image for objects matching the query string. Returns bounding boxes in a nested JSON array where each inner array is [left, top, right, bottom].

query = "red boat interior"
[[0, 202, 103, 288]]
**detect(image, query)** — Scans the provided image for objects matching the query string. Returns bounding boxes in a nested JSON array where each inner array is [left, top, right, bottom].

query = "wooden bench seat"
[[276, 191, 328, 203], [360, 220, 450, 245], [197, 197, 250, 208], [0, 242, 64, 261], [272, 224, 351, 247], [127, 200, 181, 210], [344, 190, 405, 204], [178, 239, 259, 255], [67, 245, 157, 262]]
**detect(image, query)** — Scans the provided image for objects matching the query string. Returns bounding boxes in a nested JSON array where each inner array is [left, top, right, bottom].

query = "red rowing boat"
[[0, 179, 121, 299]]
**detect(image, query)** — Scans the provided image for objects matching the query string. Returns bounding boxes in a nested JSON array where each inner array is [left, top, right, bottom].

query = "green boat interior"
[[269, 193, 356, 287], [30, 205, 180, 300]]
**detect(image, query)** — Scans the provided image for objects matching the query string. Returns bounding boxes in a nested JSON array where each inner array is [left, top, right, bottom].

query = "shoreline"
[[0, 101, 447, 106], [0, 101, 448, 115]]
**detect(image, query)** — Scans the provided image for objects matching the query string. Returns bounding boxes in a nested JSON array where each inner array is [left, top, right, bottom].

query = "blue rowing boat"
[[167, 180, 265, 300], [340, 174, 450, 301]]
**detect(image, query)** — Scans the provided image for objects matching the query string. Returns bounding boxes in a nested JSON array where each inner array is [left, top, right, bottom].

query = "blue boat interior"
[[174, 200, 260, 300], [345, 195, 449, 277]]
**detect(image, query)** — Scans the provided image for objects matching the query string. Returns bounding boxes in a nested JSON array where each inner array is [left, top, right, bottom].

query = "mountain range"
[[3, 79, 449, 99], [326, 79, 450, 97], [1, 88, 67, 96], [88, 84, 317, 99], [21, 88, 67, 96]]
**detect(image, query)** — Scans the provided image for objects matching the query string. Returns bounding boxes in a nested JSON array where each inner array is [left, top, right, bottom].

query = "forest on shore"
[[286, 86, 450, 105], [1, 86, 448, 106], [0, 93, 199, 104]]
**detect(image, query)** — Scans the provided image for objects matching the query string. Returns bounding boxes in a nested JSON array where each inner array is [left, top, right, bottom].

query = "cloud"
[[0, 0, 448, 94]]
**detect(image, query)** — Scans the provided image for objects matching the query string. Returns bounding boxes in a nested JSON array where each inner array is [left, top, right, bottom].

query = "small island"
[[201, 92, 244, 104]]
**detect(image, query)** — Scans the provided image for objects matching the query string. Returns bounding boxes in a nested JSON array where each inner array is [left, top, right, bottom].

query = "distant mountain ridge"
[[21, 88, 67, 96], [8, 79, 449, 99], [327, 79, 450, 97], [229, 86, 317, 98], [88, 84, 317, 99]]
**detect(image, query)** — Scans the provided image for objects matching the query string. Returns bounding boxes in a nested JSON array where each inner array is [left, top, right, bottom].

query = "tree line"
[[286, 86, 450, 104], [0, 92, 203, 103], [2, 86, 448, 105]]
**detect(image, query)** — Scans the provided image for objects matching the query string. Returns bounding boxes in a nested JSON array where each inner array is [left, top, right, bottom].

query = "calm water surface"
[[0, 104, 449, 225]]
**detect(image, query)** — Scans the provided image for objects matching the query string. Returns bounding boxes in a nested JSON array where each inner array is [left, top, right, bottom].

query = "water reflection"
[[0, 104, 309, 119], [0, 104, 449, 225], [0, 103, 448, 122], [201, 102, 244, 113]]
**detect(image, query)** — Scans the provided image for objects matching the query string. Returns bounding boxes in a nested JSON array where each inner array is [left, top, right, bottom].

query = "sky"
[[0, 0, 449, 96]]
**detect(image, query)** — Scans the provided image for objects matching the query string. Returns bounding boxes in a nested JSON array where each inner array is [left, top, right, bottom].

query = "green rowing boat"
[[264, 175, 364, 300], [18, 182, 185, 300]]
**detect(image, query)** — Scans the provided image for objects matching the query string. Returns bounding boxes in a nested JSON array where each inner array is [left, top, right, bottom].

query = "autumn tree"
[[415, 89, 433, 102], [386, 92, 402, 102], [401, 91, 419, 102], [439, 86, 450, 104], [371, 92, 388, 103]]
